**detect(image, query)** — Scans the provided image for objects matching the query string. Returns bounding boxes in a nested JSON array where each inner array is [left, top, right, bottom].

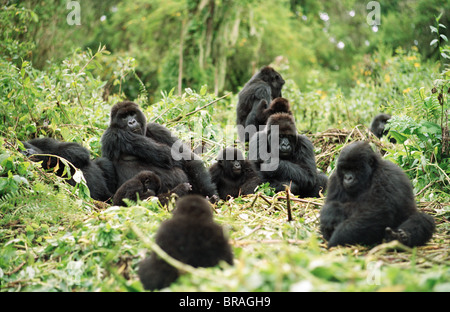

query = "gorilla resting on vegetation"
[[320, 141, 435, 248], [209, 147, 262, 200], [370, 113, 397, 143], [112, 170, 191, 206], [236, 66, 285, 142], [101, 101, 217, 199], [22, 138, 115, 201], [138, 195, 233, 290], [249, 113, 327, 197]]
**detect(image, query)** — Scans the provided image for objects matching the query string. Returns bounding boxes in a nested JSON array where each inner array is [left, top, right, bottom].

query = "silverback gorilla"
[[249, 113, 327, 197], [236, 66, 285, 142], [138, 195, 233, 290], [101, 101, 217, 200], [320, 141, 435, 248]]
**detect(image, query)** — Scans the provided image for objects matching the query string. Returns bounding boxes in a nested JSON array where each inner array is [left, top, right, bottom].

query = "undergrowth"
[[0, 38, 449, 292]]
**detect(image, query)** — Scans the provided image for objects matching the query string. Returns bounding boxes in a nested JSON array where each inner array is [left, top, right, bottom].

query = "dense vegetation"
[[0, 0, 449, 292]]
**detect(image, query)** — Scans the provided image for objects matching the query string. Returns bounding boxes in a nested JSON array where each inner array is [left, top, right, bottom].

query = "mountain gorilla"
[[249, 113, 327, 197], [209, 147, 262, 200], [112, 171, 191, 206], [370, 113, 396, 143], [249, 97, 292, 131], [101, 101, 217, 199], [138, 195, 233, 291], [22, 138, 115, 201], [320, 141, 435, 248], [236, 66, 285, 142]]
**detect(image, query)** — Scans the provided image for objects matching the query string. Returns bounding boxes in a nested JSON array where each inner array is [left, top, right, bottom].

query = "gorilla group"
[[20, 64, 437, 291]]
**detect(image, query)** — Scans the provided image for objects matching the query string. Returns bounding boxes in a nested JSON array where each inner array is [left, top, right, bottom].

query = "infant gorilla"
[[112, 171, 191, 206]]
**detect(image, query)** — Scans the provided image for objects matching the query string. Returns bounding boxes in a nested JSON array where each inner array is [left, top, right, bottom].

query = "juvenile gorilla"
[[101, 101, 217, 198], [22, 138, 115, 201], [320, 141, 435, 248], [249, 97, 292, 131], [138, 195, 233, 290], [370, 113, 396, 143], [249, 113, 327, 197], [236, 66, 285, 142], [112, 170, 191, 206], [209, 147, 262, 200]]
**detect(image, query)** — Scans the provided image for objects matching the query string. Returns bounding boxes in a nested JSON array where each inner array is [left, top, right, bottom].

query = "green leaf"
[[430, 39, 438, 46], [440, 34, 448, 42], [420, 121, 441, 135], [389, 130, 408, 144]]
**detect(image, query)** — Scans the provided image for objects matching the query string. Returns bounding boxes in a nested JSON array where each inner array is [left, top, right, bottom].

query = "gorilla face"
[[141, 172, 161, 193], [110, 101, 147, 135], [278, 135, 294, 159], [336, 143, 376, 195]]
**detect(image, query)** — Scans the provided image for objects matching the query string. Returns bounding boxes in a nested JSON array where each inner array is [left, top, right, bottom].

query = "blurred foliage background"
[[0, 0, 449, 292]]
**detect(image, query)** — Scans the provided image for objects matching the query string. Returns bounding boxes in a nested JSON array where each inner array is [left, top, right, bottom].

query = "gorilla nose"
[[344, 174, 354, 184]]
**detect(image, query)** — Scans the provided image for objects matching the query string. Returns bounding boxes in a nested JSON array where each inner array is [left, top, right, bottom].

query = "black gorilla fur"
[[22, 138, 115, 201], [249, 113, 327, 197], [112, 170, 191, 206], [209, 147, 262, 200], [236, 66, 285, 142], [320, 141, 435, 248], [138, 195, 233, 290], [249, 97, 292, 130], [370, 113, 396, 143], [101, 101, 217, 199]]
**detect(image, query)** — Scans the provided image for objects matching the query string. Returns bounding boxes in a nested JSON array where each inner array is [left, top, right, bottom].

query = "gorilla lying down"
[[21, 138, 115, 201]]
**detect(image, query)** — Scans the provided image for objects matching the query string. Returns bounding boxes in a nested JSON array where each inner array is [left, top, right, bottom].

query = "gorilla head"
[[266, 113, 298, 159], [335, 141, 377, 195], [217, 147, 245, 178], [370, 113, 396, 143], [257, 66, 285, 98], [269, 97, 292, 115], [110, 101, 147, 135]]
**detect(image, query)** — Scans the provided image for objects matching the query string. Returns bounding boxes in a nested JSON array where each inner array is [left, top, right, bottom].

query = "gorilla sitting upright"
[[236, 66, 285, 142], [320, 141, 435, 248], [249, 113, 327, 197], [209, 147, 262, 200], [101, 101, 218, 200], [138, 195, 233, 290]]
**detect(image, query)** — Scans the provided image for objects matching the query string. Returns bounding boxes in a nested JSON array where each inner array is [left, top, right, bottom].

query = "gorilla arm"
[[101, 127, 173, 169]]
